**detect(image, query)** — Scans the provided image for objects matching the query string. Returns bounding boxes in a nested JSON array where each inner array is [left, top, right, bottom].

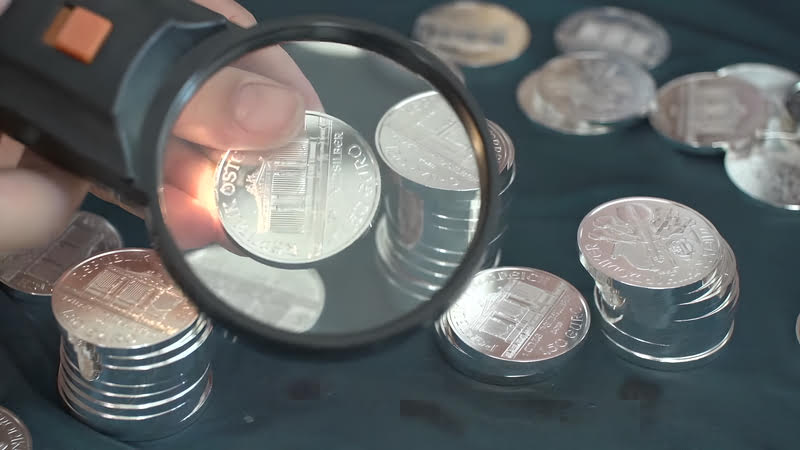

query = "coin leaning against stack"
[[52, 248, 213, 442], [373, 91, 515, 303], [578, 197, 740, 369]]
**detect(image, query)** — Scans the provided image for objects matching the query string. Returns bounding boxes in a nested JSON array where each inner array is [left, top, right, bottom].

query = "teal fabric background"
[[1, 1, 799, 448]]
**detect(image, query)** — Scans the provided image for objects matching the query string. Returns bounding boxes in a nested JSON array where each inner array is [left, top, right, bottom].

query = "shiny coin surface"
[[718, 62, 800, 132], [411, 1, 531, 68], [554, 6, 670, 69], [0, 406, 32, 450], [186, 245, 325, 333], [216, 111, 381, 265], [724, 137, 800, 210], [787, 81, 800, 123], [52, 248, 200, 349], [376, 91, 479, 191], [649, 72, 769, 153], [487, 120, 515, 179], [0, 211, 123, 296], [578, 197, 723, 289]]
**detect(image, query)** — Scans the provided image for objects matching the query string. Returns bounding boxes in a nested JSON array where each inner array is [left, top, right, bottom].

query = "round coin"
[[52, 248, 200, 349], [186, 245, 325, 333], [718, 62, 800, 132], [578, 197, 723, 289], [786, 81, 800, 123], [649, 72, 769, 153], [216, 111, 381, 265], [0, 406, 32, 450], [724, 137, 800, 210], [411, 1, 531, 68], [554, 6, 670, 69], [376, 91, 479, 191], [0, 211, 123, 296]]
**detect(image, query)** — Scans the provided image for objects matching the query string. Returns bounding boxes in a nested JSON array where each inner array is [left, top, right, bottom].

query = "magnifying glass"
[[0, 2, 501, 351]]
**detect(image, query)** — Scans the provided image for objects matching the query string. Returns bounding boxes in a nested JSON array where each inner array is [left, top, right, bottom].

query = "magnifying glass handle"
[[0, 0, 227, 203]]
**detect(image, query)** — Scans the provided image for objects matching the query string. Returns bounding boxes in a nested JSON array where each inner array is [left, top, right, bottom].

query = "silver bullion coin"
[[649, 72, 770, 153], [216, 111, 381, 265], [376, 91, 479, 191], [411, 1, 531, 68], [718, 62, 800, 132], [534, 52, 656, 126], [0, 406, 32, 450], [186, 245, 325, 333], [0, 211, 123, 296], [52, 248, 200, 349], [578, 197, 723, 289], [446, 267, 590, 365], [724, 137, 800, 210], [554, 6, 671, 70]]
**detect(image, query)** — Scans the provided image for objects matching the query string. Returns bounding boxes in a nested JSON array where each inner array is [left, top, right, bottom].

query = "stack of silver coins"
[[52, 248, 213, 442], [435, 267, 590, 385], [373, 91, 516, 302], [0, 406, 32, 450], [578, 197, 741, 369]]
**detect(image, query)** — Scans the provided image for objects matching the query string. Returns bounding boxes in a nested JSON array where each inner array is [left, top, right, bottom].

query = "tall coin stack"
[[578, 197, 740, 369], [374, 91, 516, 302], [52, 249, 213, 441]]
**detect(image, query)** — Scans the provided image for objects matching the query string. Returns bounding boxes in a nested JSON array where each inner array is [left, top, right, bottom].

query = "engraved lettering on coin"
[[52, 248, 199, 349], [0, 212, 123, 296], [216, 112, 381, 265], [447, 267, 590, 362], [578, 197, 722, 288], [0, 407, 32, 450], [376, 91, 479, 191]]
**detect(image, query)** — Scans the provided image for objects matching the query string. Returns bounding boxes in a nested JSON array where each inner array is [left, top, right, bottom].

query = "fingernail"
[[234, 83, 303, 134]]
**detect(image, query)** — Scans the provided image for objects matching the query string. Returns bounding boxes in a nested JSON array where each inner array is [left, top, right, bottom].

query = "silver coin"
[[554, 6, 671, 69], [376, 91, 479, 191], [534, 52, 656, 126], [486, 119, 516, 181], [718, 62, 800, 132], [649, 72, 770, 153], [186, 245, 325, 333], [787, 81, 800, 123], [446, 267, 590, 365], [0, 211, 123, 296], [724, 137, 800, 210], [52, 248, 200, 349], [411, 1, 531, 68], [215, 111, 381, 265], [0, 406, 32, 450], [578, 197, 723, 289]]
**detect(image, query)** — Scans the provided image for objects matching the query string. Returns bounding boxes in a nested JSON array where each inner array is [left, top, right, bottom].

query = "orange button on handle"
[[44, 6, 113, 64]]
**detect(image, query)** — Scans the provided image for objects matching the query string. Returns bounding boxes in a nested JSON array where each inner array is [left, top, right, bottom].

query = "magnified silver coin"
[[0, 211, 123, 296], [52, 248, 200, 349], [186, 245, 325, 333], [554, 6, 670, 69], [724, 137, 800, 210], [216, 111, 381, 265], [649, 72, 769, 153], [718, 63, 800, 132], [0, 406, 32, 450], [578, 197, 723, 289], [412, 1, 531, 68]]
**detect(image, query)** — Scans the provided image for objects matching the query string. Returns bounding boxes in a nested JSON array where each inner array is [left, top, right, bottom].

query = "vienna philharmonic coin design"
[[412, 1, 531, 67], [216, 112, 381, 265], [0, 406, 32, 450], [0, 212, 123, 296], [554, 6, 671, 69]]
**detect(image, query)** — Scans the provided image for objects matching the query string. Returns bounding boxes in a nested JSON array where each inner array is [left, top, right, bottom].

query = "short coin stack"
[[578, 197, 740, 369], [374, 91, 515, 303], [52, 249, 213, 442]]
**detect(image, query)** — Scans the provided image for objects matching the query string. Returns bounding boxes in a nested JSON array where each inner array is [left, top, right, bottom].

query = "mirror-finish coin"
[[215, 111, 381, 266], [0, 211, 123, 296], [185, 245, 325, 333], [649, 72, 769, 153], [578, 197, 723, 289], [554, 6, 670, 69], [412, 1, 531, 68], [724, 137, 800, 210], [0, 406, 32, 450], [52, 248, 200, 349], [718, 62, 800, 132]]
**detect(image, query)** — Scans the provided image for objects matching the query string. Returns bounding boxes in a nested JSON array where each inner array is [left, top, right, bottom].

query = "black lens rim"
[[138, 15, 501, 353]]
